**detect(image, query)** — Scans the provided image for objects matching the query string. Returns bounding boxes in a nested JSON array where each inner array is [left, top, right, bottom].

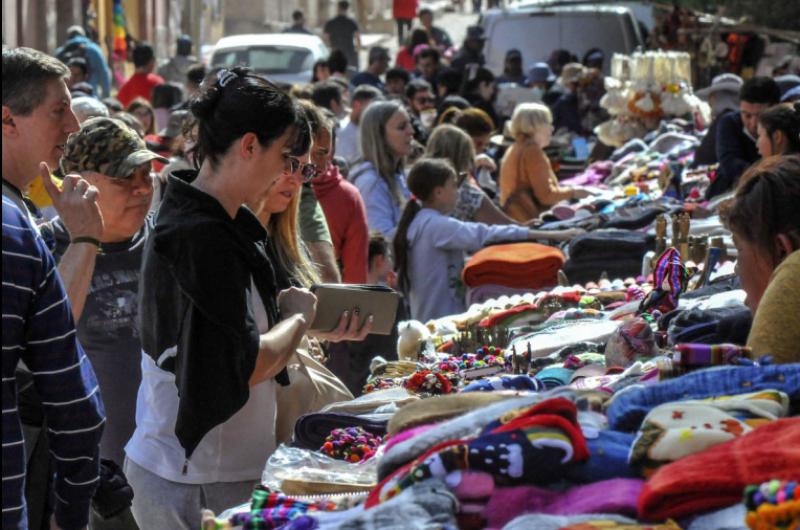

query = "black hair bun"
[[190, 84, 222, 120]]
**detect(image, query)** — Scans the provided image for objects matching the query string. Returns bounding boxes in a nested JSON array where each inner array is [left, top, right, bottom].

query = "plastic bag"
[[262, 444, 379, 492]]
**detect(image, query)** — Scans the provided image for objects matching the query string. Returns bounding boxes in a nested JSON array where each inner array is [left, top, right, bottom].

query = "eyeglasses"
[[414, 96, 435, 105], [283, 154, 318, 183]]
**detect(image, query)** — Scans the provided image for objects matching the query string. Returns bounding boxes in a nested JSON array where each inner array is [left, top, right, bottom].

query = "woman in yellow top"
[[726, 155, 800, 363], [499, 103, 592, 222]]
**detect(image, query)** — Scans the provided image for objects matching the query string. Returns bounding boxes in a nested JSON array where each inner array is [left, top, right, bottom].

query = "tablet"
[[309, 284, 401, 335]]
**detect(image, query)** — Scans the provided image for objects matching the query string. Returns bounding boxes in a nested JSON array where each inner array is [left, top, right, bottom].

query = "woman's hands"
[[278, 287, 373, 343], [278, 287, 317, 324], [309, 309, 373, 343]]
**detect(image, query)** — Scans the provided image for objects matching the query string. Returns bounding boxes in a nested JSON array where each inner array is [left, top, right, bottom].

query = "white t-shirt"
[[337, 118, 361, 167], [125, 280, 277, 484]]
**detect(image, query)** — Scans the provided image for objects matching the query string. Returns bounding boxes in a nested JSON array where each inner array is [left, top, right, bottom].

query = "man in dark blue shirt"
[[350, 47, 390, 92], [3, 195, 105, 530], [708, 76, 781, 199]]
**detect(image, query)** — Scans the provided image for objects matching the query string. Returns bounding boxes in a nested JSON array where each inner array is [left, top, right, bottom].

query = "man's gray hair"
[[72, 97, 110, 123]]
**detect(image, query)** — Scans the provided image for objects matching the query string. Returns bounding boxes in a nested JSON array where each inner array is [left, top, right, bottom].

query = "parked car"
[[210, 33, 329, 85], [480, 4, 644, 76]]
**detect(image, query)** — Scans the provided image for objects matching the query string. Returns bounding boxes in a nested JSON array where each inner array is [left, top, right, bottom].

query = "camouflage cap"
[[61, 117, 168, 179]]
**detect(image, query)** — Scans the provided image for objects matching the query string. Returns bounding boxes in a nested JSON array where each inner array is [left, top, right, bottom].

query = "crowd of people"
[[2, 4, 800, 530]]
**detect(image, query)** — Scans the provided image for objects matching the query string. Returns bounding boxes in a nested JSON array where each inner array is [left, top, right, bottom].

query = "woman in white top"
[[126, 68, 364, 529], [349, 100, 414, 239]]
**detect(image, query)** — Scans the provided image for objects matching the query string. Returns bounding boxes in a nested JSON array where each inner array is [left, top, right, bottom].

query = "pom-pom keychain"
[[404, 370, 454, 395], [320, 426, 383, 463]]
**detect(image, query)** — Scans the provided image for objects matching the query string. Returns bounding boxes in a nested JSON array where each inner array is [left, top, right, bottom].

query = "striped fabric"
[[2, 196, 105, 530]]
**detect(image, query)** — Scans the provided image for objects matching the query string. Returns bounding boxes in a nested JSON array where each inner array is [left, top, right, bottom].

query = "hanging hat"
[[695, 73, 743, 100]]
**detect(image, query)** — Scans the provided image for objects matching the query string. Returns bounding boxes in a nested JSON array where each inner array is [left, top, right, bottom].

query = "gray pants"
[[123, 458, 256, 530]]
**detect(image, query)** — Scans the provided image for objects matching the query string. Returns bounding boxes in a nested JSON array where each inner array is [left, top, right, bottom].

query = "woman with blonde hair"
[[499, 102, 591, 222], [350, 100, 414, 239], [426, 124, 521, 225]]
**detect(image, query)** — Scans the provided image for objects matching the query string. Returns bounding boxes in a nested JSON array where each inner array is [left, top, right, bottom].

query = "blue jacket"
[[56, 36, 112, 98]]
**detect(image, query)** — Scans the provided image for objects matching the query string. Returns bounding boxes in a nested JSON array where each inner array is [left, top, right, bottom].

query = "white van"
[[480, 4, 645, 76]]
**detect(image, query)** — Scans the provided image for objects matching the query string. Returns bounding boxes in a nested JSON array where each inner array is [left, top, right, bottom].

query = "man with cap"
[[708, 76, 781, 199], [55, 25, 112, 97], [692, 73, 742, 167], [497, 49, 526, 85], [350, 46, 391, 91], [158, 35, 199, 85], [50, 116, 168, 529], [450, 25, 486, 74]]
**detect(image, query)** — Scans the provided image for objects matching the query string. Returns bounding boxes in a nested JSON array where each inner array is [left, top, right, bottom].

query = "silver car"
[[210, 33, 329, 85]]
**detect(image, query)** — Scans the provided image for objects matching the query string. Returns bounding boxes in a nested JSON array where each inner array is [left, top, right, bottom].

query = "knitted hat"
[[638, 418, 800, 520]]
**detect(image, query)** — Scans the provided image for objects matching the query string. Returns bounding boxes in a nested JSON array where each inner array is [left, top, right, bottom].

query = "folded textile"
[[566, 429, 639, 483], [534, 366, 576, 389], [606, 365, 800, 432], [293, 413, 387, 450], [278, 479, 459, 530], [229, 488, 337, 529], [378, 393, 548, 479], [461, 375, 544, 393], [685, 504, 747, 530], [462, 242, 565, 289], [566, 230, 655, 262], [629, 390, 790, 471], [602, 204, 674, 230], [320, 387, 419, 415], [663, 305, 752, 346], [478, 479, 644, 528], [672, 343, 752, 369], [386, 392, 518, 436], [369, 398, 589, 507], [502, 513, 666, 530], [638, 418, 800, 521]]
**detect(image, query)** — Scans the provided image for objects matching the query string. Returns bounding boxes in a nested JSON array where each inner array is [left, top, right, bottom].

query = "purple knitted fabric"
[[483, 478, 645, 528]]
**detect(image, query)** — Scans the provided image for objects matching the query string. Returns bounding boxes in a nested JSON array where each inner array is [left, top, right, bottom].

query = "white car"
[[480, 4, 645, 76], [210, 33, 329, 86]]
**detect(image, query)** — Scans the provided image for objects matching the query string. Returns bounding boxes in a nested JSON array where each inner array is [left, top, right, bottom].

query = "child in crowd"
[[394, 158, 582, 322], [367, 231, 398, 288]]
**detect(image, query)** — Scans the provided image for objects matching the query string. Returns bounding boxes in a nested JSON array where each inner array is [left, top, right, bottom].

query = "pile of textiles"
[[563, 230, 655, 284], [462, 242, 565, 291]]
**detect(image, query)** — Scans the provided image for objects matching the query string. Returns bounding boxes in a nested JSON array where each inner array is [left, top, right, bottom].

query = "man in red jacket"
[[117, 43, 164, 107], [310, 111, 369, 284]]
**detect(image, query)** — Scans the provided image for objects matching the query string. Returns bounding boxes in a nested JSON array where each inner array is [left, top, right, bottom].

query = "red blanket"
[[462, 243, 565, 289], [638, 418, 800, 521]]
